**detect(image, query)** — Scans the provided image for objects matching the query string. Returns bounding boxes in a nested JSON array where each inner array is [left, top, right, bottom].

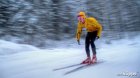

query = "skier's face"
[[77, 15, 85, 23]]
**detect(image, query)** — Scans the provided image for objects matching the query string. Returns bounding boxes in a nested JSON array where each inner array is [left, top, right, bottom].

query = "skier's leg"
[[91, 31, 97, 63], [91, 31, 97, 55], [81, 33, 91, 64], [91, 43, 96, 55], [85, 32, 90, 57]]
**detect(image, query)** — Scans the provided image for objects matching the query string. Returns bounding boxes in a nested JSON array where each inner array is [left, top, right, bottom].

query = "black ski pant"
[[85, 31, 97, 57]]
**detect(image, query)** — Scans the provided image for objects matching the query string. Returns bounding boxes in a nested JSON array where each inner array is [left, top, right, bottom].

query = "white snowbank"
[[0, 40, 40, 55]]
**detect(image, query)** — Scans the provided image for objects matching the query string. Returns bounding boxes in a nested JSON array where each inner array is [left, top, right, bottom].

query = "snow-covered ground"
[[0, 36, 140, 78]]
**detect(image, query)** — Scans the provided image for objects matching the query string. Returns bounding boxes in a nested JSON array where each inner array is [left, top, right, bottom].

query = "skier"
[[76, 11, 102, 64]]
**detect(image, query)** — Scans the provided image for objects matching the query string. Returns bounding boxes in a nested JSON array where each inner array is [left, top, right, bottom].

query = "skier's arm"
[[90, 17, 102, 38], [96, 22, 102, 38], [76, 22, 83, 41], [91, 18, 102, 38]]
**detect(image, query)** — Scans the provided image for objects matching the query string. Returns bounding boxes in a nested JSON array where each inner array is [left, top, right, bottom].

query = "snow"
[[0, 36, 140, 78], [0, 40, 40, 55]]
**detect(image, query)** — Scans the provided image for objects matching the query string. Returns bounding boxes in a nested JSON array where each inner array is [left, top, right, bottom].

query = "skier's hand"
[[77, 40, 81, 45], [96, 36, 100, 40]]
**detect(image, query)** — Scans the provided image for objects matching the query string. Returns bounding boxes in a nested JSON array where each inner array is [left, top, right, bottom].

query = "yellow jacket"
[[76, 17, 102, 40]]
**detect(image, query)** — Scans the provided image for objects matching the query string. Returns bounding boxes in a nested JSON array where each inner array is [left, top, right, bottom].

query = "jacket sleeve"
[[76, 22, 83, 40], [88, 17, 102, 37], [96, 22, 102, 37]]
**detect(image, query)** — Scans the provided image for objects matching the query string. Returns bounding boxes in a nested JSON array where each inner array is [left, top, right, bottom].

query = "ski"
[[64, 61, 104, 75], [53, 63, 85, 71]]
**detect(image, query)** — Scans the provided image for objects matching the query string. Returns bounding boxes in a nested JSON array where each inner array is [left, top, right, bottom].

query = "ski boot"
[[81, 57, 91, 64], [91, 55, 97, 64]]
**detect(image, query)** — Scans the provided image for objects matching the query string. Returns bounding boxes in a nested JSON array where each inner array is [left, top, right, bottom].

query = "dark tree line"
[[0, 0, 140, 47]]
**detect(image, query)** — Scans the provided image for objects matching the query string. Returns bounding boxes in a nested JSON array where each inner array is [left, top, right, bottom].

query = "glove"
[[96, 36, 100, 40], [77, 40, 81, 45]]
